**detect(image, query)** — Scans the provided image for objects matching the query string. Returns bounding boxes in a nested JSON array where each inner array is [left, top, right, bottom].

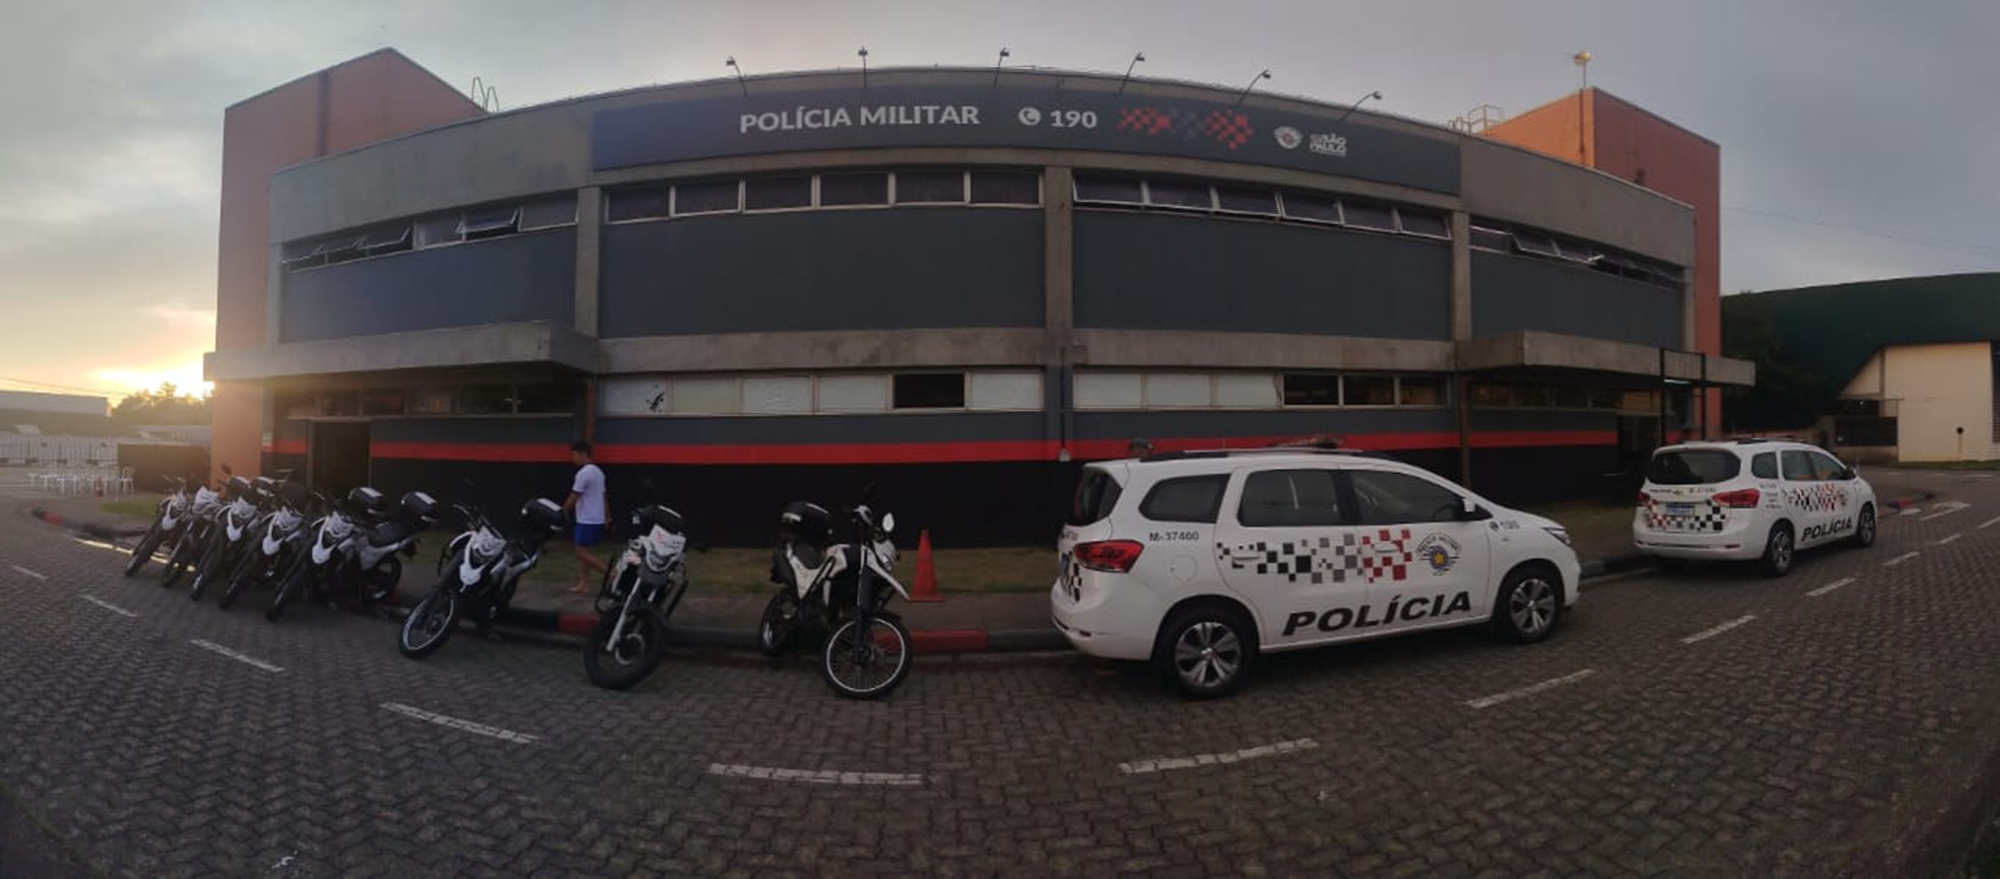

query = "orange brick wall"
[[1485, 88, 1723, 436], [210, 50, 481, 483]]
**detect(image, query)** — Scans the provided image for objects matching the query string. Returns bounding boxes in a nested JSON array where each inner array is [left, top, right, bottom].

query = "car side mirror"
[[1840, 467, 1857, 481], [1458, 498, 1491, 521]]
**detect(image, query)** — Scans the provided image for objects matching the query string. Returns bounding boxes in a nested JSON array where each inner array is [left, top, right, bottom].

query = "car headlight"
[[1543, 526, 1572, 547]]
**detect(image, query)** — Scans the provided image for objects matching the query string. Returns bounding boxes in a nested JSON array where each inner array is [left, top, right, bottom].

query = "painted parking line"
[[1937, 533, 1963, 546], [1922, 501, 1971, 522], [10, 565, 47, 581], [1900, 507, 1923, 517], [1681, 614, 1757, 645], [1465, 670, 1596, 710], [380, 703, 537, 745], [1806, 577, 1856, 598], [80, 595, 137, 617], [707, 763, 926, 786], [1884, 551, 1921, 568], [1117, 738, 1321, 775], [189, 639, 284, 674], [1981, 516, 2000, 530]]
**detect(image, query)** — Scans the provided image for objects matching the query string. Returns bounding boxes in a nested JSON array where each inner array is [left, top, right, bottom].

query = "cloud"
[[145, 304, 218, 332]]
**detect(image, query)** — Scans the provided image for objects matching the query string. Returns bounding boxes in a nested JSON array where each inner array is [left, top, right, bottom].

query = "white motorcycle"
[[399, 497, 565, 659], [124, 474, 198, 578], [584, 500, 692, 690], [187, 473, 264, 601], [157, 479, 226, 589], [218, 477, 310, 611], [267, 487, 438, 623], [757, 501, 913, 700]]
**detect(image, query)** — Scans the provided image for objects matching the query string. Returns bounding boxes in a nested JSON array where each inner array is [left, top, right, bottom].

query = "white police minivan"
[[1634, 440, 1877, 576], [1051, 450, 1581, 698]]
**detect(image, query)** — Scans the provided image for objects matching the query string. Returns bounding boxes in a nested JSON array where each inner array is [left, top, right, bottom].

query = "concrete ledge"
[[1457, 330, 1755, 387], [204, 320, 598, 381]]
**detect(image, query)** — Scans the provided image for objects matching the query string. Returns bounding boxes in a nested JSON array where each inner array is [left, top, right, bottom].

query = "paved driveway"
[[2, 469, 1999, 877]]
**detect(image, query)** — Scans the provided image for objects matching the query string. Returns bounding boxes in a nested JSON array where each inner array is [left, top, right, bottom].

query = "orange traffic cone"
[[909, 529, 942, 602]]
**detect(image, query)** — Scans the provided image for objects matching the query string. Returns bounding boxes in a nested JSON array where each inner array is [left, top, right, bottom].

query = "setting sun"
[[94, 362, 213, 399]]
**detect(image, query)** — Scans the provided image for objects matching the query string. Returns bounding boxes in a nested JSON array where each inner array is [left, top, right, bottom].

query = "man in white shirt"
[[563, 441, 609, 594]]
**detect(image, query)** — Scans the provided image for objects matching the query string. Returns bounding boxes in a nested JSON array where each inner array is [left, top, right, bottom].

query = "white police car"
[[1051, 450, 1581, 698], [1634, 440, 1877, 576]]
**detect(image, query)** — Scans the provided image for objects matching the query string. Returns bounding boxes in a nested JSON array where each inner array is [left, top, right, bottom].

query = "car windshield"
[[1646, 449, 1743, 485]]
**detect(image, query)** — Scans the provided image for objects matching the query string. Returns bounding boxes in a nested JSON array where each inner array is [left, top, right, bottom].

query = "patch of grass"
[[522, 542, 1057, 594], [99, 500, 158, 521]]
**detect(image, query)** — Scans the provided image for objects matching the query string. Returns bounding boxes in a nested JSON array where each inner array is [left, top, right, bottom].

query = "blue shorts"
[[574, 523, 604, 547]]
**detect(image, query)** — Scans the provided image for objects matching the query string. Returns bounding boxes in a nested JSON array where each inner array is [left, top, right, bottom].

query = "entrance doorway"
[[308, 421, 371, 494]]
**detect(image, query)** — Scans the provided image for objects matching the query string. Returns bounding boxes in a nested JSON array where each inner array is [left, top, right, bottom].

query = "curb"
[[25, 507, 146, 544], [1885, 491, 1938, 510]]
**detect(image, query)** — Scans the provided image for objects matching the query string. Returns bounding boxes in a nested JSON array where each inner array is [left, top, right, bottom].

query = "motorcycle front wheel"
[[583, 607, 668, 691], [160, 532, 199, 589], [821, 613, 912, 700], [123, 526, 162, 578], [398, 584, 461, 660], [757, 590, 800, 658], [217, 549, 262, 610], [266, 555, 311, 623], [188, 543, 228, 601]]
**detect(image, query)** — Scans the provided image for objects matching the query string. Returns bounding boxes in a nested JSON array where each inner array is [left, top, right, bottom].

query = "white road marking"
[[189, 639, 284, 674], [1981, 516, 2000, 530], [1922, 501, 1970, 521], [1899, 507, 1923, 517], [1117, 738, 1321, 775], [1806, 577, 1856, 598], [1681, 614, 1757, 644], [80, 595, 137, 617], [1884, 551, 1921, 568], [1465, 670, 1596, 710], [10, 565, 46, 581], [1937, 533, 1962, 546], [380, 703, 537, 744], [707, 763, 927, 786]]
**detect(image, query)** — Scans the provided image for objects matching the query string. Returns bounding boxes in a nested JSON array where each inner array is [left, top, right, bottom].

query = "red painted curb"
[[910, 629, 991, 654], [557, 614, 596, 635], [42, 512, 63, 526]]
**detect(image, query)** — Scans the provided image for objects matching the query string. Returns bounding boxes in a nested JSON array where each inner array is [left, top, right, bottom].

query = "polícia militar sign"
[[590, 84, 1461, 194]]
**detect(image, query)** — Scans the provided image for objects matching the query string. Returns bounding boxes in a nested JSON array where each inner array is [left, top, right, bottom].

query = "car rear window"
[[1068, 468, 1123, 526], [1139, 475, 1227, 523], [1646, 450, 1742, 485]]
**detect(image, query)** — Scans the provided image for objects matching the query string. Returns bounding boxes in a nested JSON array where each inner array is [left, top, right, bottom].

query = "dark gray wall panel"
[[1074, 408, 1454, 440], [1471, 252, 1682, 348], [281, 230, 576, 343], [370, 417, 576, 444], [1468, 409, 1616, 433], [600, 210, 1043, 337], [1073, 212, 1450, 338], [596, 412, 1047, 445]]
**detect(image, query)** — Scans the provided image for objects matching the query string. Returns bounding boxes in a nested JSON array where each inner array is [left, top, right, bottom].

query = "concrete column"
[[574, 187, 603, 338], [1043, 167, 1076, 460], [264, 247, 284, 346], [1449, 211, 1472, 342]]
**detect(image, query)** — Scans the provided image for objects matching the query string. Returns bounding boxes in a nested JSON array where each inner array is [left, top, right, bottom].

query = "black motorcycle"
[[399, 496, 565, 659], [218, 478, 312, 611], [267, 487, 438, 623], [758, 501, 913, 700], [584, 499, 692, 690], [123, 475, 200, 578], [186, 473, 267, 601]]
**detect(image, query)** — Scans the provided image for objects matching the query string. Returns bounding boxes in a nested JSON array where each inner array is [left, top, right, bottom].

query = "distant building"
[[1725, 273, 2000, 463], [0, 390, 109, 418]]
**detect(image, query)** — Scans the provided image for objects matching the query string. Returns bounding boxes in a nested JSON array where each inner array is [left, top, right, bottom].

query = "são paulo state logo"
[[1416, 533, 1461, 575], [1273, 126, 1303, 150]]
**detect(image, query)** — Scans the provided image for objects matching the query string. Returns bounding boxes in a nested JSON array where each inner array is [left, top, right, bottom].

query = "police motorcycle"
[[123, 473, 201, 578], [584, 490, 692, 691], [157, 468, 232, 590], [267, 486, 439, 623], [218, 476, 312, 611], [398, 495, 566, 659], [185, 471, 269, 601], [757, 500, 913, 700]]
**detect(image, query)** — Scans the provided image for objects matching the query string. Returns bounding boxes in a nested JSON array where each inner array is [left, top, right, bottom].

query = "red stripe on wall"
[[370, 442, 573, 463], [264, 439, 307, 456], [366, 431, 1619, 465]]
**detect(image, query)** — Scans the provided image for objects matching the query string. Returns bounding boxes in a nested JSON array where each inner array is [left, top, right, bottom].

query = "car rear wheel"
[[1848, 505, 1876, 548], [1760, 524, 1795, 578], [1153, 605, 1256, 700]]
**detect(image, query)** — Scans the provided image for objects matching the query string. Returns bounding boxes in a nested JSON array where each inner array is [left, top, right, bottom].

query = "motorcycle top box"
[[400, 490, 440, 524], [347, 486, 388, 514], [522, 497, 566, 532], [780, 501, 831, 547]]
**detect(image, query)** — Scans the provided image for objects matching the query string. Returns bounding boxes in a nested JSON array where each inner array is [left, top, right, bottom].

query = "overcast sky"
[[2, 0, 1996, 400]]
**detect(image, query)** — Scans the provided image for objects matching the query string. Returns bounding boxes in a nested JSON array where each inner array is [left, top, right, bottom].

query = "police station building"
[[204, 49, 1751, 545]]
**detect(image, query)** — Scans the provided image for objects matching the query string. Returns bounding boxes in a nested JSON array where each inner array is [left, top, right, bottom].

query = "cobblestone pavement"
[[3, 469, 2000, 877]]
